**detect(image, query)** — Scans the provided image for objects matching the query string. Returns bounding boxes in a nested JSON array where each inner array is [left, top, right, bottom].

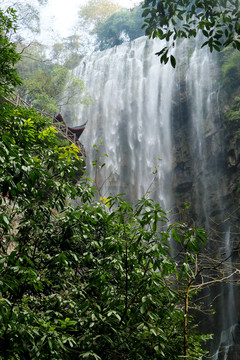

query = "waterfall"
[[212, 226, 239, 360], [64, 37, 176, 209], [63, 36, 238, 358], [186, 43, 221, 227]]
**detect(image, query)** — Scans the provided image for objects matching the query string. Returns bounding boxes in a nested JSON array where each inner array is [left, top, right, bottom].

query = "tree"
[[142, 0, 240, 67], [51, 35, 85, 69], [1, 0, 49, 42], [95, 6, 145, 50], [0, 7, 22, 95], [2, 0, 90, 115], [79, 0, 121, 26], [76, 0, 122, 51], [15, 41, 91, 114]]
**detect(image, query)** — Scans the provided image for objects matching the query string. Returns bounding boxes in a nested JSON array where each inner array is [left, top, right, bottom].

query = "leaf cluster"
[[15, 42, 91, 114], [95, 6, 145, 51], [142, 0, 240, 67], [79, 0, 121, 26], [0, 7, 22, 95], [218, 48, 240, 135]]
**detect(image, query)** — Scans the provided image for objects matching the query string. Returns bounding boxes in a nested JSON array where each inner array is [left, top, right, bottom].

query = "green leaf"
[[170, 55, 176, 68], [172, 229, 181, 243]]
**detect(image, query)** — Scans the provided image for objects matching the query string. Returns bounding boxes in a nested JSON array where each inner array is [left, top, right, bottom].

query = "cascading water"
[[63, 36, 238, 358], [212, 227, 236, 360], [186, 43, 221, 227], [64, 37, 176, 210]]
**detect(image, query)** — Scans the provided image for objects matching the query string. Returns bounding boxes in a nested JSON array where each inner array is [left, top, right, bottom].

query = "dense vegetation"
[[1, 0, 91, 114], [0, 4, 214, 360], [15, 41, 90, 114], [78, 0, 240, 58], [77, 0, 145, 51], [0, 100, 211, 360], [0, 7, 21, 95], [219, 48, 240, 135], [94, 6, 145, 50], [142, 0, 240, 66]]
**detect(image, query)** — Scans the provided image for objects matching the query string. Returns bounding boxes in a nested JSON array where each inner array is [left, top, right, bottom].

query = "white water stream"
[[64, 37, 176, 209]]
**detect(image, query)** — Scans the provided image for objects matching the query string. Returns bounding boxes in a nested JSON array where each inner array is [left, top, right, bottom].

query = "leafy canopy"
[[16, 42, 91, 114], [79, 0, 121, 26], [95, 6, 145, 50], [142, 0, 240, 67], [0, 7, 22, 95]]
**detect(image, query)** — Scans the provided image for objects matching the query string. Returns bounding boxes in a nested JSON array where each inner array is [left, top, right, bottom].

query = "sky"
[[41, 0, 142, 38]]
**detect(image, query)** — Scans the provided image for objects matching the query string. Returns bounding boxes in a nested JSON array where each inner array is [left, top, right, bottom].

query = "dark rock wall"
[[170, 59, 240, 359]]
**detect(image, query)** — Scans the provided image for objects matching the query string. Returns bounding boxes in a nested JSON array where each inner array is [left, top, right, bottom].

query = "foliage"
[[142, 0, 240, 67], [219, 49, 240, 134], [221, 48, 240, 92], [0, 100, 211, 359], [14, 2, 41, 36], [79, 0, 121, 26], [95, 6, 145, 50], [77, 0, 123, 52], [51, 35, 85, 69], [223, 95, 240, 134], [16, 42, 91, 114], [0, 2, 90, 115], [1, 0, 48, 42], [0, 7, 22, 95]]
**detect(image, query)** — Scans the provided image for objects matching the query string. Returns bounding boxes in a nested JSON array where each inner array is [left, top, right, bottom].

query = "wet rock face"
[[170, 70, 240, 360], [227, 346, 240, 360], [218, 346, 240, 360], [215, 324, 240, 360], [221, 86, 240, 227], [170, 69, 240, 229], [225, 135, 240, 206], [170, 86, 194, 212]]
